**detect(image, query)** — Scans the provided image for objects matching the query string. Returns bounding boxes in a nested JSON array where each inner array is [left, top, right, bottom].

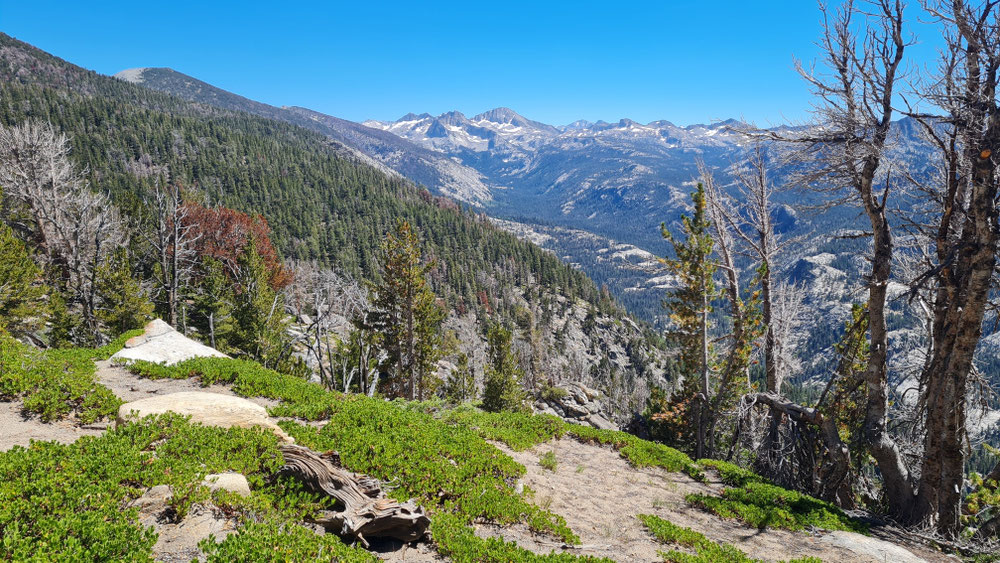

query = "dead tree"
[[709, 145, 807, 457], [745, 0, 914, 516], [701, 163, 759, 458], [145, 179, 200, 329], [278, 444, 429, 544], [0, 120, 124, 339], [285, 262, 383, 395]]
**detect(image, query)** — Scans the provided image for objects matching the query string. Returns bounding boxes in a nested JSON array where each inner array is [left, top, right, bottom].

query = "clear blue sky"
[[0, 1, 942, 126]]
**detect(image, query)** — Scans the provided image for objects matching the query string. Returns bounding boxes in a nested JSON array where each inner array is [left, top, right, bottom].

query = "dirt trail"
[[483, 437, 953, 563], [94, 359, 277, 408], [0, 361, 276, 452]]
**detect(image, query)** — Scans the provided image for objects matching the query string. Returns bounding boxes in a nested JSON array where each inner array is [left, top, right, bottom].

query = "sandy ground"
[[482, 437, 955, 563], [0, 400, 107, 451]]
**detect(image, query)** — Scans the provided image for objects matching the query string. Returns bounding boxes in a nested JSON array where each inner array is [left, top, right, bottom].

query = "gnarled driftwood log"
[[278, 444, 429, 544]]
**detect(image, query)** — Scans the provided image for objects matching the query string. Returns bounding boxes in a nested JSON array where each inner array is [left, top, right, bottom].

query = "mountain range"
[[113, 66, 977, 400], [113, 67, 861, 324]]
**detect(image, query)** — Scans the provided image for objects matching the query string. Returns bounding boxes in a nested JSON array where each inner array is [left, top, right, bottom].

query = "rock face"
[[111, 319, 228, 366], [117, 391, 293, 443], [534, 382, 618, 431]]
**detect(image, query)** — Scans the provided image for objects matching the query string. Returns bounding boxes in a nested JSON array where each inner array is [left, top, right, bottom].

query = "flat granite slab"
[[117, 391, 293, 443]]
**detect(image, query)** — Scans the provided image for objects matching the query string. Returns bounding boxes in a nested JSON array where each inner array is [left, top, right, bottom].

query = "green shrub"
[[697, 458, 768, 487], [539, 385, 569, 402], [431, 512, 611, 563], [686, 481, 866, 534], [638, 513, 822, 563], [0, 415, 286, 561], [569, 425, 703, 480], [280, 396, 578, 543], [124, 356, 339, 420], [200, 520, 376, 562], [0, 331, 138, 423], [436, 406, 567, 451]]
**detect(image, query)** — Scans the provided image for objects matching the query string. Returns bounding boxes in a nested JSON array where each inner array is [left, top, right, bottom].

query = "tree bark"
[[278, 444, 430, 544]]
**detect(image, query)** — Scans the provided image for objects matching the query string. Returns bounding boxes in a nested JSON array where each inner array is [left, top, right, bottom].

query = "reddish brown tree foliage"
[[182, 203, 293, 290]]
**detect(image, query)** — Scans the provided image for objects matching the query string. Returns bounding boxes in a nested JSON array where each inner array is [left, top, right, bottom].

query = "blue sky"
[[0, 1, 942, 126]]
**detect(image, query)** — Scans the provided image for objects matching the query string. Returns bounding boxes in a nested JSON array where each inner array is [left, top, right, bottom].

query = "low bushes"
[[280, 396, 578, 544], [0, 414, 310, 561], [686, 481, 866, 534], [124, 356, 339, 420], [0, 329, 140, 423], [638, 513, 822, 563]]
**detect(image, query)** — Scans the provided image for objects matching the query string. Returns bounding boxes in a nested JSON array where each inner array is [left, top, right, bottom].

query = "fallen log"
[[278, 444, 430, 544]]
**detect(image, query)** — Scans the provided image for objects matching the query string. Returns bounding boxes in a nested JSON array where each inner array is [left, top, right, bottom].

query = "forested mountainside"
[[0, 32, 667, 410], [118, 59, 1000, 404], [111, 66, 493, 203]]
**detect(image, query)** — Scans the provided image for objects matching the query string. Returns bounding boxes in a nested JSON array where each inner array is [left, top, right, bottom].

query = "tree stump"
[[277, 444, 429, 544]]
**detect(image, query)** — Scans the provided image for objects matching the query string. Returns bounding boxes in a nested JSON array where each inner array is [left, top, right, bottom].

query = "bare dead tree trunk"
[[740, 0, 917, 515], [145, 180, 199, 330], [278, 445, 429, 544], [0, 120, 124, 342], [702, 163, 753, 459]]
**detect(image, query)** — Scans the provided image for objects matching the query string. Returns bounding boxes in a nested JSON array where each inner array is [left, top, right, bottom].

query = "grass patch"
[[638, 514, 822, 563], [540, 450, 558, 471], [0, 329, 140, 423]]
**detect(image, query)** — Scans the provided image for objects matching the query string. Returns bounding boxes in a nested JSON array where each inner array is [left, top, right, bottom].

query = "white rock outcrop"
[[117, 391, 293, 443], [111, 319, 227, 366]]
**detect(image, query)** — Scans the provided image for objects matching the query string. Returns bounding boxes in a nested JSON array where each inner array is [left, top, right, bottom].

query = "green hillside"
[[0, 32, 603, 316]]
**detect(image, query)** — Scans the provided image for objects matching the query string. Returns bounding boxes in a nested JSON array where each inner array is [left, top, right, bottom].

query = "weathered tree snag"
[[750, 392, 854, 507], [278, 444, 430, 544]]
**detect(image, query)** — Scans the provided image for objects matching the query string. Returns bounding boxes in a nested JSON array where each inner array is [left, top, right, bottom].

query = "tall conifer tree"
[[660, 183, 718, 458], [363, 220, 444, 400]]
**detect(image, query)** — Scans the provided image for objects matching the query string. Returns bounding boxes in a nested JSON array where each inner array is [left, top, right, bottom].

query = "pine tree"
[[481, 324, 529, 413], [363, 220, 444, 400], [659, 183, 718, 458], [231, 237, 290, 369], [445, 351, 475, 404], [47, 290, 78, 348], [94, 248, 154, 337], [190, 257, 234, 351], [0, 222, 48, 337]]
